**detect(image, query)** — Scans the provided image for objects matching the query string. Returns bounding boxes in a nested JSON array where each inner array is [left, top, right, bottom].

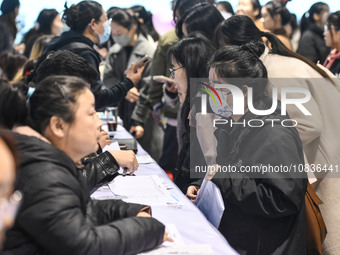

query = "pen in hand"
[[123, 167, 128, 177]]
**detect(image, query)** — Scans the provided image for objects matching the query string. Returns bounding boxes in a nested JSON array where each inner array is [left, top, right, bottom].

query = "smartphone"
[[135, 55, 152, 69], [153, 75, 176, 85]]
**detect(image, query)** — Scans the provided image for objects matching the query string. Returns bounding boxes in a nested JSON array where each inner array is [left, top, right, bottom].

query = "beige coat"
[[260, 47, 340, 255]]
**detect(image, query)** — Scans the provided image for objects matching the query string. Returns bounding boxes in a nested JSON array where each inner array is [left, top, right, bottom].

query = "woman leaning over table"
[[188, 44, 307, 255]]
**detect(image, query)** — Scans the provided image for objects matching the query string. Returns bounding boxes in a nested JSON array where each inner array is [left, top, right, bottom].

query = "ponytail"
[[261, 31, 330, 78]]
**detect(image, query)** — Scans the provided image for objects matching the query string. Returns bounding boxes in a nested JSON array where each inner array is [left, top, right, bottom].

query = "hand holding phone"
[[134, 55, 152, 71]]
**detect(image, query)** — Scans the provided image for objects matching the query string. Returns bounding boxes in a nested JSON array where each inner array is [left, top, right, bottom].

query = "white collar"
[[259, 45, 270, 62]]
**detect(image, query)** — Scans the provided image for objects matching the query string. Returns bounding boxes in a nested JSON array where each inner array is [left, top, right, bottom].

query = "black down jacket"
[[212, 97, 308, 255], [80, 151, 120, 195], [3, 134, 164, 255], [297, 24, 330, 64], [42, 30, 134, 110]]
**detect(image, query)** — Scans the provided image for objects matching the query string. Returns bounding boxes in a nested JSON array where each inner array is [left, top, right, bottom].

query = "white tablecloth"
[[93, 125, 238, 255]]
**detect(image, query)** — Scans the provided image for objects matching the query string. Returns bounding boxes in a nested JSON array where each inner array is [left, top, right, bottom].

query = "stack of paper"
[[108, 175, 182, 207]]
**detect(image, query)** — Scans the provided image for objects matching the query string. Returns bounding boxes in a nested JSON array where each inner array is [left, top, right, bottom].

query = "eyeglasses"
[[169, 66, 183, 77]]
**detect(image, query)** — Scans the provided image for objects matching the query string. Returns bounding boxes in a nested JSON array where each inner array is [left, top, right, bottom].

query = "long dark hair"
[[29, 75, 88, 134], [0, 51, 27, 81], [168, 33, 215, 131], [300, 2, 329, 35], [176, 3, 224, 40], [214, 15, 329, 78], [0, 22, 12, 53], [0, 12, 18, 41], [172, 0, 208, 23], [129, 5, 159, 42], [62, 0, 103, 34], [22, 9, 59, 57], [36, 9, 59, 34]]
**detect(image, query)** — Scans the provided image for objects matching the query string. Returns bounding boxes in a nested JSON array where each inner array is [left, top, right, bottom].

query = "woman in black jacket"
[[3, 75, 167, 254], [40, 1, 143, 110], [0, 0, 20, 43], [187, 44, 307, 254], [297, 2, 330, 63]]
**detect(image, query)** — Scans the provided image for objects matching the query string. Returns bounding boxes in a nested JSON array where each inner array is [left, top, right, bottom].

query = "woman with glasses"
[[39, 1, 144, 110], [166, 33, 216, 192], [3, 75, 168, 254], [324, 11, 340, 77]]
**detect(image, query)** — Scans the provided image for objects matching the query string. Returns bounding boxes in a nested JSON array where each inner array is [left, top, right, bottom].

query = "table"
[[93, 124, 237, 255]]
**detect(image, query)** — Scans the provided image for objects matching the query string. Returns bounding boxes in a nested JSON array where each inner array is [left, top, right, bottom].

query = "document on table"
[[108, 175, 182, 207], [139, 224, 217, 255], [136, 154, 154, 164], [194, 179, 225, 228], [103, 141, 120, 152]]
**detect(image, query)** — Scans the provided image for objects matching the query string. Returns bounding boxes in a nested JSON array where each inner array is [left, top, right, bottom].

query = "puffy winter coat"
[[212, 98, 307, 255], [3, 133, 164, 255]]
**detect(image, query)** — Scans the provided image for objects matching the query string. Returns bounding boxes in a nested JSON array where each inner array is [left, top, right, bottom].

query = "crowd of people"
[[1, 0, 340, 254]]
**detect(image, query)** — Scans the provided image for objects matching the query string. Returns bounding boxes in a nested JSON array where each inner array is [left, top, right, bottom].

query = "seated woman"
[[0, 79, 137, 195], [188, 44, 307, 254], [3, 76, 168, 254]]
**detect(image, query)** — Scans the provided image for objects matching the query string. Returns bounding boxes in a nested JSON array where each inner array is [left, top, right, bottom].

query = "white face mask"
[[96, 19, 111, 44], [209, 90, 233, 118], [112, 33, 132, 47]]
